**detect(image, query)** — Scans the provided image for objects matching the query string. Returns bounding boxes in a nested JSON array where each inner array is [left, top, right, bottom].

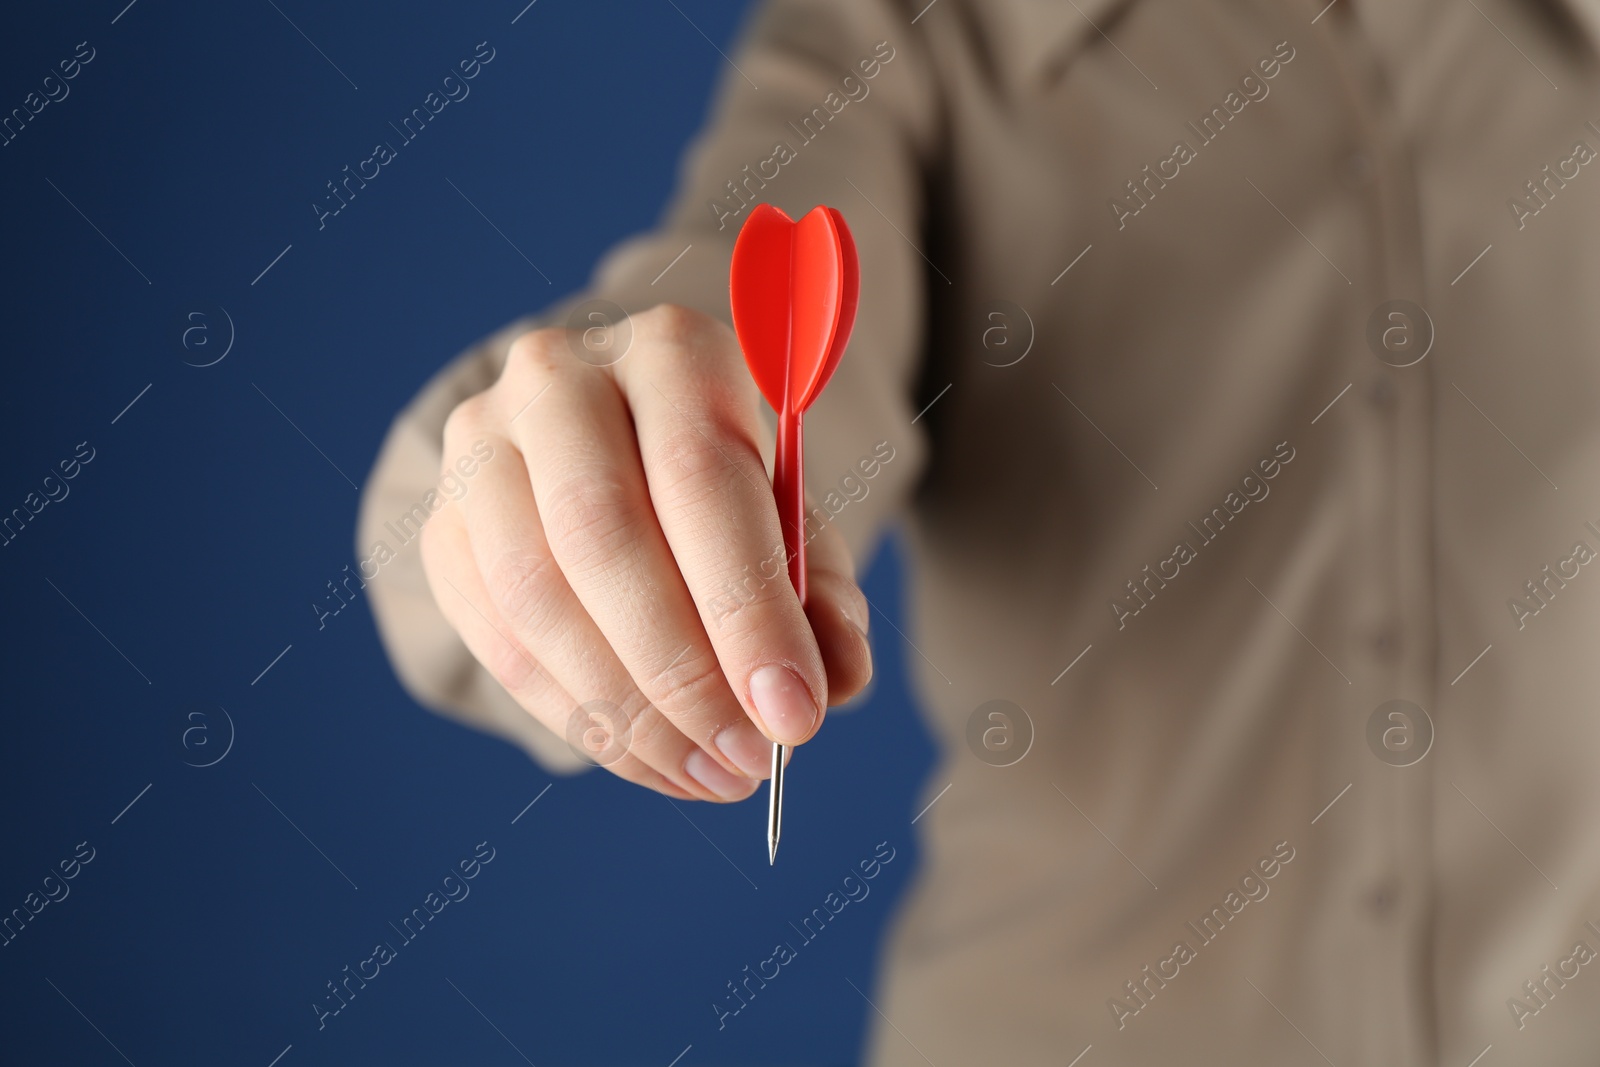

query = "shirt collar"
[[995, 0, 1131, 91]]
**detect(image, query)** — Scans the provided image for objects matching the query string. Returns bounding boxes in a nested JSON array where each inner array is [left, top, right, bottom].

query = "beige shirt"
[[359, 0, 1600, 1063]]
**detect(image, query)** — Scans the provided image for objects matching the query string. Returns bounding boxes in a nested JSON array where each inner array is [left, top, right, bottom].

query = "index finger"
[[614, 306, 828, 748]]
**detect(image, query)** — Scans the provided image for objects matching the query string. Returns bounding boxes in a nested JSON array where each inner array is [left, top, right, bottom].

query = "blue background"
[[0, 2, 937, 1064]]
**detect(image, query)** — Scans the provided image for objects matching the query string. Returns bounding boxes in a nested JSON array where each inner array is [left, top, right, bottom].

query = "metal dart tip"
[[767, 742, 785, 865]]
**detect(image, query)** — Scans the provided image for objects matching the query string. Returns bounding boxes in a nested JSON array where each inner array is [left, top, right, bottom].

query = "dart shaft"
[[774, 411, 807, 600]]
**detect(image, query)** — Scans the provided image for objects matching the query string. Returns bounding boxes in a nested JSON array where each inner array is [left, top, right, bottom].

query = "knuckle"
[[637, 303, 713, 348], [500, 328, 566, 392], [506, 327, 564, 371], [483, 633, 541, 694], [484, 549, 564, 628], [628, 307, 757, 427], [617, 700, 679, 759], [540, 473, 640, 573], [636, 305, 746, 382], [442, 394, 490, 450], [643, 648, 728, 719], [711, 568, 800, 640], [648, 426, 753, 510]]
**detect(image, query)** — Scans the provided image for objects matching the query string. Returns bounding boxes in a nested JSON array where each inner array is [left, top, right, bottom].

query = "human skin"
[[419, 304, 873, 802]]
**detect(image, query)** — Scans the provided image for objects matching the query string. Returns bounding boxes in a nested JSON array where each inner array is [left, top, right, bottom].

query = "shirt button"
[[1342, 152, 1375, 189], [1363, 876, 1400, 918], [1373, 628, 1399, 658], [1368, 378, 1396, 409]]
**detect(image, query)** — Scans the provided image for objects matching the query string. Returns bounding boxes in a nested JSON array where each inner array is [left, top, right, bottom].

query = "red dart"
[[730, 203, 859, 864]]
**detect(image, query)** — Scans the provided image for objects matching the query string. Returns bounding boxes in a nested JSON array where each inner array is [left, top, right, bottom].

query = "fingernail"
[[844, 591, 869, 634], [714, 720, 773, 779], [748, 664, 820, 745], [685, 748, 757, 801]]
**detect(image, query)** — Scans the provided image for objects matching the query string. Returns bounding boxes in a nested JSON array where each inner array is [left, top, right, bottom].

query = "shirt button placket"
[[1323, 12, 1438, 1065]]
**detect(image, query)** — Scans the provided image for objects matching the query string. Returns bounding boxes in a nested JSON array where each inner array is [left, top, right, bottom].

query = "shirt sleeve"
[[357, 0, 939, 770]]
